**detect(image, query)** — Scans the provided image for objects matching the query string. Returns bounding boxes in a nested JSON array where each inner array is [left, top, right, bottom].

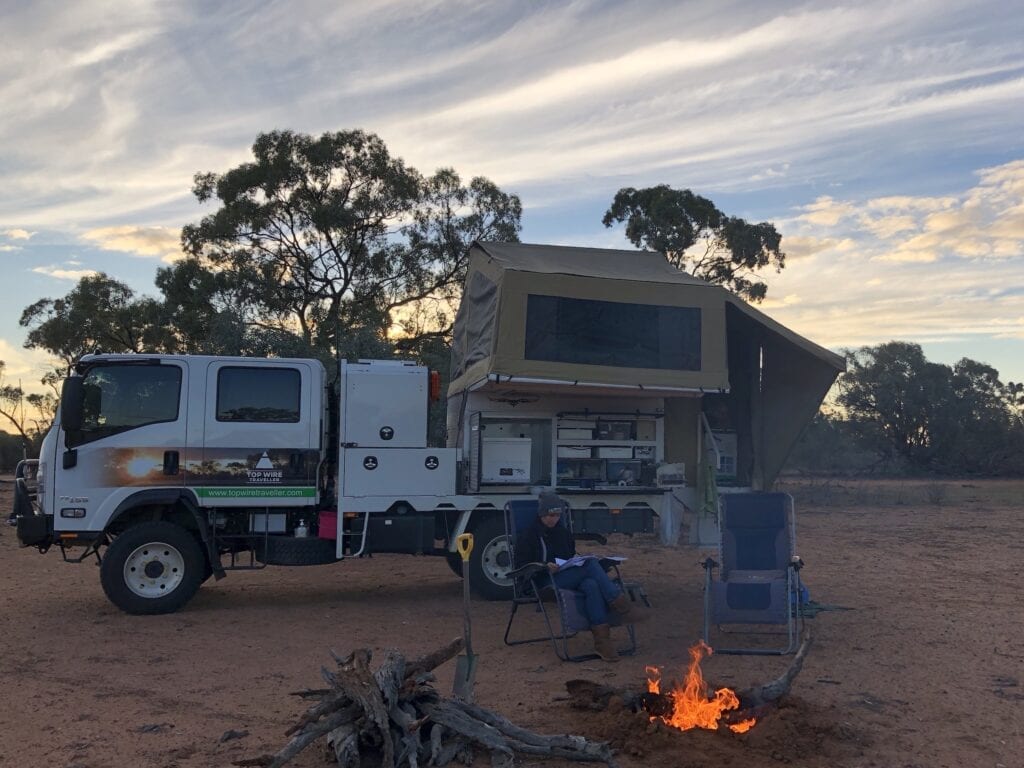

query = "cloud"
[[0, 340, 57, 393], [766, 158, 1024, 354], [81, 225, 184, 262], [32, 266, 99, 280], [0, 245, 22, 252], [2, 228, 34, 240], [797, 197, 858, 227]]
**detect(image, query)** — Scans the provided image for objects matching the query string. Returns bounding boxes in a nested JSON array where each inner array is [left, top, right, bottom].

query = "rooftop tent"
[[449, 241, 845, 489], [449, 241, 732, 395]]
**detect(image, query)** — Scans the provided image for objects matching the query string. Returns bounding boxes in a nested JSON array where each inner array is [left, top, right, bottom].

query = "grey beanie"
[[537, 490, 565, 516]]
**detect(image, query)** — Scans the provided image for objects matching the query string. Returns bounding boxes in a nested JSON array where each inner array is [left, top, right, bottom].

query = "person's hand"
[[547, 562, 559, 574]]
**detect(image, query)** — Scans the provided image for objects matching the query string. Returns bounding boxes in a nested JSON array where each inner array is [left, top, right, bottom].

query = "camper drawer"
[[558, 428, 594, 439], [596, 446, 633, 458], [557, 446, 592, 458]]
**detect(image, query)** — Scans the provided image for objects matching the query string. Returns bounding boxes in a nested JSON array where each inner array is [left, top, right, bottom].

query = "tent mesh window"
[[524, 294, 701, 370]]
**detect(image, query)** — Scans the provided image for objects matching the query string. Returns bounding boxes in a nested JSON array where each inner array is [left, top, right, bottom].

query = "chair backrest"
[[719, 493, 794, 574], [504, 498, 573, 571]]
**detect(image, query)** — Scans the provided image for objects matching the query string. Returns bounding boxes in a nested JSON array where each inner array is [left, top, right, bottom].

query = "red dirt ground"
[[1, 478, 1021, 768]]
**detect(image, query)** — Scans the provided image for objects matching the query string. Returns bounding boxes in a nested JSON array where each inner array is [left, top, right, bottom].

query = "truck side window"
[[216, 367, 301, 423], [74, 364, 182, 445]]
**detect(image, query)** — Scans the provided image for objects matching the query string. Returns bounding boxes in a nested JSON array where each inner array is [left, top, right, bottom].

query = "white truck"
[[15, 355, 662, 614]]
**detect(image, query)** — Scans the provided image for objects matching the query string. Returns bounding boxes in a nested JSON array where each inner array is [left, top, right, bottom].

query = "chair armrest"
[[508, 562, 550, 580], [789, 555, 804, 571]]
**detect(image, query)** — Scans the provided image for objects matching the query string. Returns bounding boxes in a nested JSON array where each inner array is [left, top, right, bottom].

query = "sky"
[[2, 0, 1023, 393]]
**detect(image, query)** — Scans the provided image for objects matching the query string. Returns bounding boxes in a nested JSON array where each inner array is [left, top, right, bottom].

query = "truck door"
[[53, 359, 188, 532], [191, 360, 319, 507]]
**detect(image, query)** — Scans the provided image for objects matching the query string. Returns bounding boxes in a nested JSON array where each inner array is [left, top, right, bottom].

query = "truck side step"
[[338, 510, 370, 558]]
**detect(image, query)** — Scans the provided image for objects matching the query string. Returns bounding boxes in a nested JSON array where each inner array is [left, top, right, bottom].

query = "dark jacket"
[[515, 518, 576, 566]]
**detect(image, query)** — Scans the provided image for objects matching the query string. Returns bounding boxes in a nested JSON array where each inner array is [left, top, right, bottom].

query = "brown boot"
[[591, 624, 619, 662], [609, 593, 649, 624]]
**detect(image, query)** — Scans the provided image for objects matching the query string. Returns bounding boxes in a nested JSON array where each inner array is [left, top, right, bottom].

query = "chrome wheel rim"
[[123, 541, 185, 598], [479, 535, 513, 588]]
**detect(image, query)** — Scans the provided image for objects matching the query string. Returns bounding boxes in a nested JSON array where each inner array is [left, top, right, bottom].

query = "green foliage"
[[19, 274, 164, 373], [181, 129, 521, 356], [602, 185, 784, 301], [835, 341, 1024, 475], [0, 430, 31, 471], [785, 412, 883, 475]]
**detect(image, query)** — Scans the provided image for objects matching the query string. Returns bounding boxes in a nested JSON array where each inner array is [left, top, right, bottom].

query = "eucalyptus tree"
[[181, 129, 521, 355], [603, 185, 784, 302]]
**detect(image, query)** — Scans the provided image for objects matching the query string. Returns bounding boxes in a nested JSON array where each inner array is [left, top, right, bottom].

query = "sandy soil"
[[1, 478, 1022, 768]]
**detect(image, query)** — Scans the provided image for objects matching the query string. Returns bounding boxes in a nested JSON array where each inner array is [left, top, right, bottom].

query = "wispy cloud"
[[32, 266, 99, 281], [2, 228, 34, 240], [81, 225, 184, 262], [763, 159, 1024, 365]]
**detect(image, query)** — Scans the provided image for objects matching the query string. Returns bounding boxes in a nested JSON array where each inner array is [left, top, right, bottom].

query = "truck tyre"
[[255, 535, 337, 566], [100, 521, 206, 615], [467, 517, 514, 600]]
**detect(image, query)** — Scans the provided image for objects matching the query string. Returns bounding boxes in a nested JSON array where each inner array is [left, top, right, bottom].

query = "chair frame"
[[501, 499, 638, 662], [702, 492, 805, 656]]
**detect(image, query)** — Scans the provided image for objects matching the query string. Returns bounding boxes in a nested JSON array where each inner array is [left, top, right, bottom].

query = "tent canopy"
[[449, 241, 845, 488], [450, 241, 734, 394]]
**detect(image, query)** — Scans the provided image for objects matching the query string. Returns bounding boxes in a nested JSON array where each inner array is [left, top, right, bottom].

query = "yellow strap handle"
[[456, 533, 474, 562]]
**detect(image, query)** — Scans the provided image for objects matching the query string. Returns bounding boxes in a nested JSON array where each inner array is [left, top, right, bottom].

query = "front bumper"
[[16, 513, 54, 548]]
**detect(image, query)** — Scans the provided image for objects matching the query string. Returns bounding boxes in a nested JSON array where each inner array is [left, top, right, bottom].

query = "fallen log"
[[565, 631, 813, 719], [236, 638, 615, 768]]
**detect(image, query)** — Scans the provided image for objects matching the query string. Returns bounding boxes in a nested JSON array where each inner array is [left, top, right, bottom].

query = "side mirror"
[[61, 376, 84, 432]]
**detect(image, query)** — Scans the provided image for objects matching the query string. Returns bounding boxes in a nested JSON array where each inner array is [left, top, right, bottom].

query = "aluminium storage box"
[[481, 437, 532, 484]]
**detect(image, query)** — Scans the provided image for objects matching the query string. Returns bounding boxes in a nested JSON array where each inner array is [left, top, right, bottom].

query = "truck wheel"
[[467, 517, 514, 600], [100, 521, 206, 615]]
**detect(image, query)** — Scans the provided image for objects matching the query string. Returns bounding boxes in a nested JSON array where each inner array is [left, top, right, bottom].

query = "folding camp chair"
[[702, 492, 804, 655], [502, 499, 640, 662]]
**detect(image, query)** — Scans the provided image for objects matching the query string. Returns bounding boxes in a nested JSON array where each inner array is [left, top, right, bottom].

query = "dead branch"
[[240, 640, 615, 768]]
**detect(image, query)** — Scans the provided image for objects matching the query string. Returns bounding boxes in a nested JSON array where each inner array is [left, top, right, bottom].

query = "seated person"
[[514, 490, 646, 662]]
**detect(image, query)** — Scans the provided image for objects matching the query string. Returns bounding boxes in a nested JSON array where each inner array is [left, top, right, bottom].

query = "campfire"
[[565, 632, 812, 738], [645, 641, 756, 734]]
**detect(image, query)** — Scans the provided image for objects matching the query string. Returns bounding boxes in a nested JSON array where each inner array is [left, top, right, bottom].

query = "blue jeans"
[[552, 558, 621, 626]]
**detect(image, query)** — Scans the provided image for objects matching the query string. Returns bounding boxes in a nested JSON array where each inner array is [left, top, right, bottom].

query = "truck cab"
[[21, 354, 326, 613]]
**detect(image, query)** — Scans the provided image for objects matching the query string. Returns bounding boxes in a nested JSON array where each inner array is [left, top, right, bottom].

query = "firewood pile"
[[234, 637, 616, 768]]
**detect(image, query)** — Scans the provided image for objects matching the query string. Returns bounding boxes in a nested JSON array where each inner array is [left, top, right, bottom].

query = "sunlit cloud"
[[81, 225, 184, 262], [797, 197, 858, 227], [0, 245, 22, 252], [765, 159, 1024, 373], [2, 228, 34, 240], [32, 266, 99, 280]]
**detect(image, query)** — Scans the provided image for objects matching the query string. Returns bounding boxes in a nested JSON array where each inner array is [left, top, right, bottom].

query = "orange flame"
[[646, 641, 756, 734]]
